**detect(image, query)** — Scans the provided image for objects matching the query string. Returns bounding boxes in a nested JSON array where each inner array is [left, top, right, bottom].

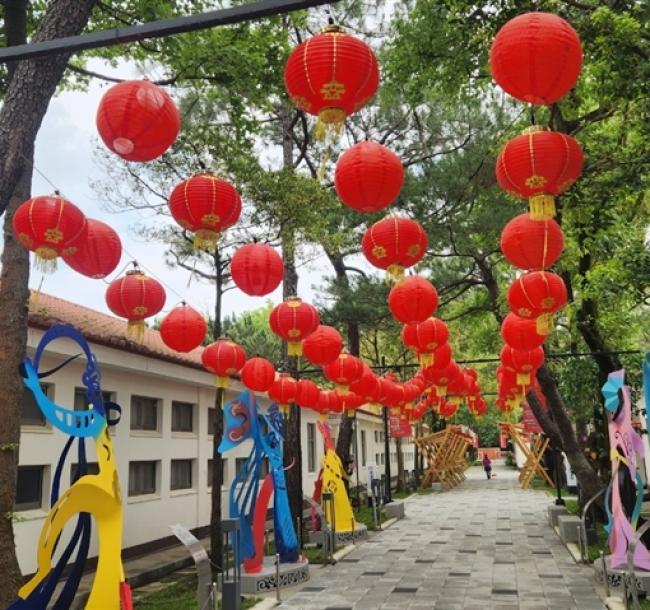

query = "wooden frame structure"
[[500, 422, 555, 490], [414, 426, 471, 490]]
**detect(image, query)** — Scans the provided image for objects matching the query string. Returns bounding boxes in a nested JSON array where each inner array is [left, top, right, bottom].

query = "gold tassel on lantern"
[[287, 341, 303, 357], [435, 385, 447, 397], [34, 247, 58, 273], [319, 412, 328, 421], [336, 384, 349, 396], [193, 229, 218, 253], [517, 372, 531, 386], [419, 352, 433, 367], [280, 404, 289, 417], [536, 313, 554, 335], [386, 264, 405, 281], [215, 376, 230, 389], [529, 194, 556, 221], [347, 409, 355, 418], [126, 320, 146, 343]]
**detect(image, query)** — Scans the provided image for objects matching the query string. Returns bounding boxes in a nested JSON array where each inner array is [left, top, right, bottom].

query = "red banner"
[[389, 412, 412, 438]]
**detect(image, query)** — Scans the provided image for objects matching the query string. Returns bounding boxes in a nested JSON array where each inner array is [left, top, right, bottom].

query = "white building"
[[15, 292, 415, 574]]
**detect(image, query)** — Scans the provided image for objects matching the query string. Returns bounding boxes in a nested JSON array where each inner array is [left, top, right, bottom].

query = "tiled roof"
[[28, 290, 205, 371]]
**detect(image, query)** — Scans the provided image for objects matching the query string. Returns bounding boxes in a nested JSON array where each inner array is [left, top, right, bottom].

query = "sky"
[[25, 59, 334, 321]]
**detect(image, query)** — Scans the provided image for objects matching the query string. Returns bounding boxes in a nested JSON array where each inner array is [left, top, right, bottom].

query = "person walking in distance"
[[482, 453, 492, 480]]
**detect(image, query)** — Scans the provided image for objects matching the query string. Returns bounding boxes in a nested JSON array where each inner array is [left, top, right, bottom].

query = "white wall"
[[15, 328, 405, 574]]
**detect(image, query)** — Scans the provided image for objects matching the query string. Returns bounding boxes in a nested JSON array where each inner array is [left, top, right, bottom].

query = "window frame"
[[171, 400, 195, 434], [128, 460, 158, 497], [130, 395, 160, 433], [21, 383, 53, 428], [15, 465, 45, 511], [307, 422, 316, 473], [170, 458, 194, 491]]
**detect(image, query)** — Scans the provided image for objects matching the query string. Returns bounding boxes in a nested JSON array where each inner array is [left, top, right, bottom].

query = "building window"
[[130, 395, 159, 431], [15, 466, 45, 511], [208, 408, 217, 435], [70, 462, 100, 484], [361, 430, 367, 467], [375, 453, 380, 466], [171, 459, 193, 491], [74, 388, 114, 411], [307, 423, 316, 473], [374, 430, 378, 443], [128, 461, 157, 496], [172, 401, 194, 433], [381, 453, 385, 465], [21, 383, 52, 426], [235, 457, 248, 476]]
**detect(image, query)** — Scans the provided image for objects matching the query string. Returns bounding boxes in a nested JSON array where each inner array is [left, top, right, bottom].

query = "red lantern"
[[350, 369, 381, 404], [377, 377, 402, 407], [388, 275, 438, 324], [284, 26, 379, 133], [401, 318, 449, 366], [62, 218, 121, 279], [302, 325, 343, 366], [361, 217, 428, 279], [317, 390, 341, 417], [269, 297, 320, 356], [489, 12, 582, 105], [240, 357, 276, 392], [230, 243, 284, 296], [403, 382, 422, 404], [323, 353, 365, 394], [500, 345, 544, 387], [439, 399, 458, 419], [12, 195, 87, 272], [425, 360, 461, 397], [96, 80, 180, 161], [501, 313, 547, 351], [268, 374, 297, 413], [295, 379, 321, 409], [501, 213, 564, 270], [418, 342, 452, 372], [507, 271, 568, 334], [160, 304, 207, 353], [105, 269, 166, 340], [202, 339, 246, 388], [169, 174, 242, 251], [334, 141, 403, 213], [496, 128, 584, 219], [340, 392, 364, 416]]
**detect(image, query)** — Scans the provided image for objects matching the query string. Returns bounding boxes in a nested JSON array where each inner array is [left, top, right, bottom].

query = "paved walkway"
[[278, 461, 605, 609]]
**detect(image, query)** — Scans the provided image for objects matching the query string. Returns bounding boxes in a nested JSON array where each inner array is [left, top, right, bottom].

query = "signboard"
[[563, 452, 577, 491], [389, 412, 412, 438]]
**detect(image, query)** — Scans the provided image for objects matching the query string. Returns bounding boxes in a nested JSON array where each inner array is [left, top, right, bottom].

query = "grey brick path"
[[278, 460, 605, 609]]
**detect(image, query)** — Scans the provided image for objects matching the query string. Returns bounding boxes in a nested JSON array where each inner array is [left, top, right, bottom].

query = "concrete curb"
[[250, 598, 280, 610], [605, 596, 625, 609], [382, 517, 398, 529], [332, 544, 356, 561]]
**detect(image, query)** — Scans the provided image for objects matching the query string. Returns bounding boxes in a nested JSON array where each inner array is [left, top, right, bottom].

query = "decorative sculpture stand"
[[8, 325, 131, 610], [594, 369, 650, 593], [309, 420, 368, 546], [219, 391, 309, 594]]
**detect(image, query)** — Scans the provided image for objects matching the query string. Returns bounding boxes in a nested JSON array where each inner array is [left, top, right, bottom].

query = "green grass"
[[135, 574, 260, 609], [392, 490, 411, 499], [354, 504, 388, 530], [586, 526, 609, 563]]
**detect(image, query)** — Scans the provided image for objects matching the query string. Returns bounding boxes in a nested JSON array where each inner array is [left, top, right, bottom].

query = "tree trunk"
[[395, 437, 405, 492], [0, 0, 97, 217], [279, 105, 303, 539], [210, 248, 225, 568], [534, 365, 605, 504], [3, 0, 28, 84], [326, 249, 360, 466], [0, 153, 33, 606]]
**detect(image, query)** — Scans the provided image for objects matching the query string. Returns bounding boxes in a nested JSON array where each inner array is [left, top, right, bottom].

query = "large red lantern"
[[350, 369, 381, 404], [317, 390, 341, 417], [169, 174, 242, 251], [269, 297, 320, 356], [401, 317, 449, 366], [62, 218, 121, 279], [96, 80, 180, 162], [105, 269, 166, 340], [323, 353, 365, 395], [419, 342, 452, 374], [501, 313, 547, 351], [377, 377, 402, 407], [284, 26, 379, 134], [302, 325, 342, 366], [12, 195, 87, 272], [388, 275, 438, 324], [268, 374, 297, 413], [201, 339, 246, 388], [295, 379, 321, 409], [230, 243, 284, 296], [362, 217, 428, 279], [500, 345, 544, 387], [497, 128, 584, 220], [489, 12, 582, 105], [340, 391, 364, 416], [439, 399, 458, 419], [160, 304, 207, 353], [507, 271, 568, 334], [334, 141, 403, 213], [240, 357, 276, 392], [501, 214, 564, 270]]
